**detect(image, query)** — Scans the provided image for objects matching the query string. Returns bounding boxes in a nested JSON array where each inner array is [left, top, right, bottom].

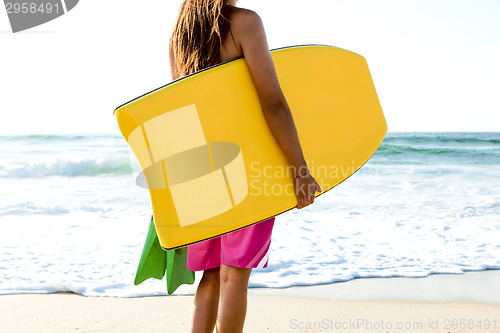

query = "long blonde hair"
[[170, 0, 230, 77]]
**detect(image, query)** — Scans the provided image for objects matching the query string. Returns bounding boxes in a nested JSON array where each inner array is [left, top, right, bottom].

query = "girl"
[[169, 1, 321, 332]]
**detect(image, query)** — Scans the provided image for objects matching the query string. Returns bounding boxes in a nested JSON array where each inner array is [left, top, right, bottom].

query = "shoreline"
[[1, 270, 500, 332]]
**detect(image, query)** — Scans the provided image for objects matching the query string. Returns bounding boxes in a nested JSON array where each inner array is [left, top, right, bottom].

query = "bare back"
[[219, 6, 245, 62]]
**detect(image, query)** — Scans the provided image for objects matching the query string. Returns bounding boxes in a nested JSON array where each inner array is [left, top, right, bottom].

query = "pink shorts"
[[187, 217, 275, 271]]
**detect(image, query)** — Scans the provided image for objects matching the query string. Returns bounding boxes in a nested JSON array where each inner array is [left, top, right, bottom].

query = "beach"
[[1, 0, 499, 330], [1, 132, 499, 332], [2, 270, 500, 333], [1, 133, 499, 297]]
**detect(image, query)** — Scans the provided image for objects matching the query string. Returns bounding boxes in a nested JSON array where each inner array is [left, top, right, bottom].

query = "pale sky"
[[0, 0, 499, 134]]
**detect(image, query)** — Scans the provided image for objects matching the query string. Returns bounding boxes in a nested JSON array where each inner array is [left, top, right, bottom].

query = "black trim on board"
[[112, 44, 357, 115]]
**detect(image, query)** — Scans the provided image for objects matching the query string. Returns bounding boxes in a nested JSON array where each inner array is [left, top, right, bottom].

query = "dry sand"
[[1, 270, 500, 333]]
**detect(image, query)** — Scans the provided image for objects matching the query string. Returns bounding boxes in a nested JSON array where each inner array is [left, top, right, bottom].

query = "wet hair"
[[170, 0, 230, 77]]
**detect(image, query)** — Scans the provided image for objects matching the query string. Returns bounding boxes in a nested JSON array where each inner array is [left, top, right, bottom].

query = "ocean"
[[0, 132, 499, 297]]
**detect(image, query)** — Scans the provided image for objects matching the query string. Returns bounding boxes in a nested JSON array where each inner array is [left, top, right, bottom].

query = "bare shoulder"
[[227, 6, 264, 31]]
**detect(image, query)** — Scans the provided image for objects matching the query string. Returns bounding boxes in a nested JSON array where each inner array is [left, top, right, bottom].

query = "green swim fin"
[[134, 217, 166, 285], [167, 245, 195, 295], [134, 216, 195, 295]]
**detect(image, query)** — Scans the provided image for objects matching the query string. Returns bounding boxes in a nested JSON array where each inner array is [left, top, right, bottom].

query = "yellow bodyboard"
[[115, 45, 387, 250]]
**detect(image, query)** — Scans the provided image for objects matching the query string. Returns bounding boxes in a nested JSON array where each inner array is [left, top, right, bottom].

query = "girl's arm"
[[231, 9, 321, 209]]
